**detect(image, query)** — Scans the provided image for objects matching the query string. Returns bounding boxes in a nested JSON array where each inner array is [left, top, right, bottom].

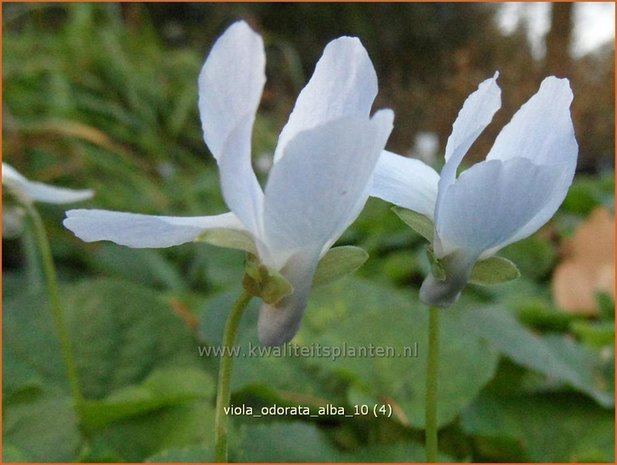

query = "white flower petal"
[[262, 111, 393, 268], [436, 158, 570, 258], [257, 248, 321, 346], [434, 74, 501, 224], [3, 163, 26, 184], [480, 160, 574, 258], [3, 163, 94, 204], [487, 77, 578, 168], [198, 21, 266, 236], [198, 21, 265, 161], [217, 115, 264, 236], [63, 209, 247, 249], [273, 37, 378, 163], [370, 150, 439, 219]]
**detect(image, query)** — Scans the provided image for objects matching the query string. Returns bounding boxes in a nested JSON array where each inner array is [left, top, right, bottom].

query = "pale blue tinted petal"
[[257, 248, 321, 346], [370, 150, 439, 219], [198, 21, 265, 161], [64, 209, 247, 248], [487, 76, 578, 167], [273, 37, 378, 162], [437, 158, 569, 257], [263, 111, 393, 267], [434, 74, 501, 225], [3, 163, 93, 204]]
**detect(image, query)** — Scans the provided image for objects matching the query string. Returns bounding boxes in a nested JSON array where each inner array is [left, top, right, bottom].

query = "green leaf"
[[195, 228, 257, 254], [499, 235, 555, 280], [392, 206, 433, 241], [88, 400, 215, 462], [232, 422, 341, 462], [342, 441, 453, 462], [3, 290, 70, 394], [303, 277, 500, 428], [469, 256, 521, 285], [312, 246, 369, 288], [596, 292, 615, 321], [146, 444, 214, 462], [64, 278, 199, 399], [198, 290, 341, 403], [570, 320, 615, 347], [79, 366, 215, 429], [462, 392, 615, 461], [86, 244, 188, 291], [458, 306, 614, 407], [3, 394, 81, 462], [3, 443, 31, 462]]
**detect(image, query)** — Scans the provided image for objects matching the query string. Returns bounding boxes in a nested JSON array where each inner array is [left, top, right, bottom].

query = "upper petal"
[[262, 111, 393, 268], [273, 36, 378, 163], [3, 163, 94, 204], [198, 21, 265, 161], [370, 150, 440, 220], [198, 21, 266, 236], [480, 77, 578, 255], [486, 76, 578, 168], [436, 157, 570, 258], [434, 74, 501, 224], [64, 209, 249, 249], [217, 115, 265, 237]]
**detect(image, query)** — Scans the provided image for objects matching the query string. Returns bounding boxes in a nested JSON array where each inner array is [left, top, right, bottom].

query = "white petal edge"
[[486, 76, 578, 167], [434, 73, 501, 227], [217, 114, 264, 237], [3, 163, 94, 204], [262, 111, 393, 269], [370, 150, 439, 220], [436, 157, 570, 258], [198, 21, 266, 161], [273, 36, 378, 163], [63, 209, 247, 249]]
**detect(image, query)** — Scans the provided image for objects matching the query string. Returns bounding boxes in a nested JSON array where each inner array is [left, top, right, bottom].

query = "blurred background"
[[3, 3, 615, 463]]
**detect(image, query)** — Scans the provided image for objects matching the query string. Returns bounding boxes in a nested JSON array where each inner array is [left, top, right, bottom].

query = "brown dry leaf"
[[552, 207, 615, 315]]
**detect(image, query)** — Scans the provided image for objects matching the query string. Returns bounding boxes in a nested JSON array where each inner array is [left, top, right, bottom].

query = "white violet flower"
[[370, 73, 578, 307], [64, 21, 393, 346], [3, 162, 94, 238]]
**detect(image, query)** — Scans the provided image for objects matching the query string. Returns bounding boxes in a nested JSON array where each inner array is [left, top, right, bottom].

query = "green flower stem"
[[425, 306, 440, 462], [214, 289, 253, 462], [24, 202, 84, 406]]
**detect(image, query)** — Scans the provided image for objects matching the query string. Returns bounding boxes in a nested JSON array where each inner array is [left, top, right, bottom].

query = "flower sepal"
[[195, 228, 257, 254], [426, 246, 447, 281], [392, 206, 433, 242], [312, 245, 369, 288], [469, 255, 520, 285], [242, 254, 293, 305]]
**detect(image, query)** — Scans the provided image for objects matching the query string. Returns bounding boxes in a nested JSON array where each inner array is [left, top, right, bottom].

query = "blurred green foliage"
[[3, 3, 614, 462]]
